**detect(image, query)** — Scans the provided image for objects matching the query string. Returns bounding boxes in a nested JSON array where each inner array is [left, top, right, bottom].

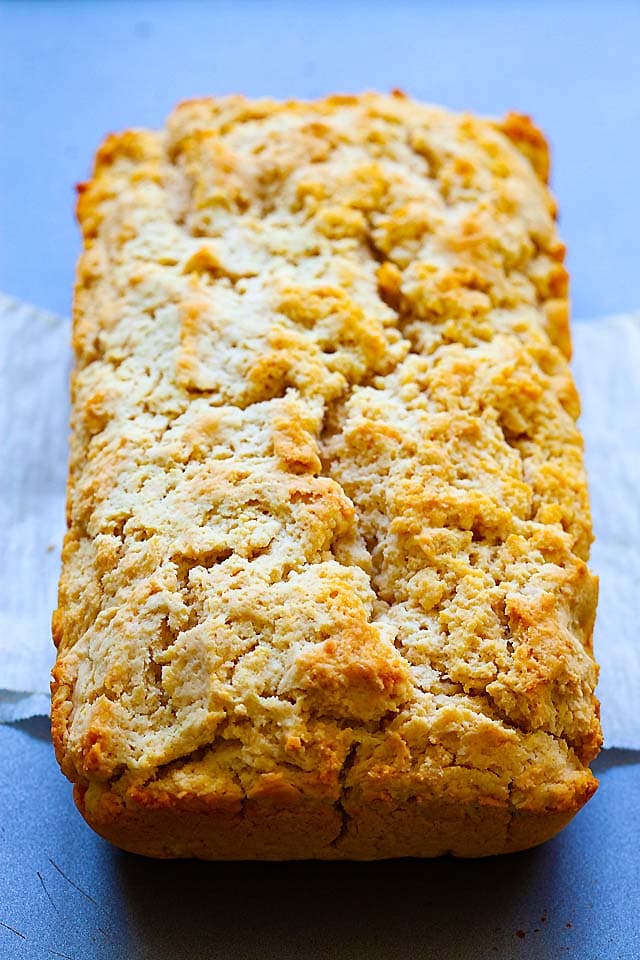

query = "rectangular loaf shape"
[[52, 93, 601, 858]]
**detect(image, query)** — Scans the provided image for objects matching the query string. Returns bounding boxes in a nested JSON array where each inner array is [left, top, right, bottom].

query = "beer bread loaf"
[[52, 93, 600, 858]]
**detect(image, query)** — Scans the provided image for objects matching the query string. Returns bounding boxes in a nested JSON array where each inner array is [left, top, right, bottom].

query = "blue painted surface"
[[0, 720, 639, 960], [1, 2, 639, 957]]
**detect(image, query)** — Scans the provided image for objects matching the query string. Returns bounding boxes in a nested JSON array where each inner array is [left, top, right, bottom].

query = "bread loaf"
[[52, 93, 600, 858]]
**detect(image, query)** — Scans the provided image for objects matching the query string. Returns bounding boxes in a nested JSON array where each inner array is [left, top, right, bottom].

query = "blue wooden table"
[[1, 2, 639, 958]]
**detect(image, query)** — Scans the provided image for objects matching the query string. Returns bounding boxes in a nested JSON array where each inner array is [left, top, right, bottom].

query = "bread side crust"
[[53, 92, 601, 859], [74, 773, 597, 859]]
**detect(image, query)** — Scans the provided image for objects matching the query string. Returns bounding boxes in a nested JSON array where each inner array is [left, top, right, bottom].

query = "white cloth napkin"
[[0, 296, 69, 722], [0, 294, 638, 748]]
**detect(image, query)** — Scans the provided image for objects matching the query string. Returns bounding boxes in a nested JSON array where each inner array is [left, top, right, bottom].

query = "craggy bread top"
[[52, 93, 600, 819]]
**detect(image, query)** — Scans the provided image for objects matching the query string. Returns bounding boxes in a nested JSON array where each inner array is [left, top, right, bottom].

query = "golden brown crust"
[[75, 774, 597, 860], [496, 112, 551, 184], [52, 92, 600, 858]]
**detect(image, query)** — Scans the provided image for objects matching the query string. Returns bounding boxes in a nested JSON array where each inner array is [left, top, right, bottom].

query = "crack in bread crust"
[[52, 92, 600, 859]]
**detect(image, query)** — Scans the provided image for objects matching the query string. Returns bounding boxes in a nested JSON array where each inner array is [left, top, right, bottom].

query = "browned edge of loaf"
[[72, 774, 597, 860]]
